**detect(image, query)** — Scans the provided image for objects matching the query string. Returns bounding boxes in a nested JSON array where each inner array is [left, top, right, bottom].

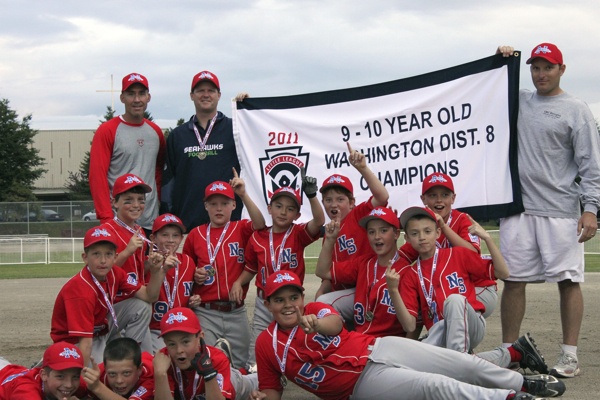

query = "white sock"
[[560, 344, 577, 357], [502, 342, 512, 348]]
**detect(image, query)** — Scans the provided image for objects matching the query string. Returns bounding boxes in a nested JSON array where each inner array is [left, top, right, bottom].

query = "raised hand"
[[296, 305, 318, 333], [347, 142, 366, 170], [229, 167, 245, 197], [467, 215, 490, 240], [82, 356, 101, 391], [301, 167, 318, 199], [385, 258, 400, 290], [191, 338, 218, 381]]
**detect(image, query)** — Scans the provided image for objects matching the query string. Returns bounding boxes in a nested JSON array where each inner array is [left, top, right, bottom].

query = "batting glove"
[[191, 339, 218, 381], [301, 168, 318, 199]]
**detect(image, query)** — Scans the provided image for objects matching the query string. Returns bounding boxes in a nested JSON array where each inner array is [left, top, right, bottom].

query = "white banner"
[[233, 54, 521, 223]]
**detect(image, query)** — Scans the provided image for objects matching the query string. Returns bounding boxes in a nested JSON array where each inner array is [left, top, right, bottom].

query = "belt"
[[198, 301, 244, 312]]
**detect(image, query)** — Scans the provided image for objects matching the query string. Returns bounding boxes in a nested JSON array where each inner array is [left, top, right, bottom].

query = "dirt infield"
[[1, 273, 598, 399]]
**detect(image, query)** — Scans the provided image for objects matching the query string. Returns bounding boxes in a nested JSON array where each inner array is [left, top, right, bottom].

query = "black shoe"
[[512, 333, 549, 374], [523, 374, 566, 398], [512, 392, 538, 400], [214, 338, 235, 369]]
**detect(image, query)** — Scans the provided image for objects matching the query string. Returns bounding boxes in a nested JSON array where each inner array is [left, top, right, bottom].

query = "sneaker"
[[511, 392, 538, 400], [247, 363, 258, 374], [523, 374, 566, 398], [550, 351, 580, 378], [512, 333, 549, 374], [214, 338, 235, 368]]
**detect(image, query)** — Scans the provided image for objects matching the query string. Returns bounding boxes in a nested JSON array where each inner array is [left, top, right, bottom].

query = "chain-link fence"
[[3, 229, 599, 265]]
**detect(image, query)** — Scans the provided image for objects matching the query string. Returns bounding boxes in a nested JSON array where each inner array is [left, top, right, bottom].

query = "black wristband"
[[306, 192, 317, 199]]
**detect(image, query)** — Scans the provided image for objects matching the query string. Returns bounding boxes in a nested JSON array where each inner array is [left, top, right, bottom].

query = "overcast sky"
[[1, 0, 599, 130]]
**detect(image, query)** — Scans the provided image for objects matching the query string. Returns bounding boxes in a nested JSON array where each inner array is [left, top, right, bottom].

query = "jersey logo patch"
[[336, 235, 357, 254], [446, 272, 466, 293]]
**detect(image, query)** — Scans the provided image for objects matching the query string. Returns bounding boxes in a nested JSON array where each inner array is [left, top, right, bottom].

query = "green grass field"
[[1, 255, 599, 279]]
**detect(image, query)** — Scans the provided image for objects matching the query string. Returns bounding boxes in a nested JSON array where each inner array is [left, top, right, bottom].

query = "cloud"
[[1, 0, 599, 130]]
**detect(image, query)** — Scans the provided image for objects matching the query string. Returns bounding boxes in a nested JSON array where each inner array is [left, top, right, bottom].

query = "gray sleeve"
[[574, 108, 600, 215]]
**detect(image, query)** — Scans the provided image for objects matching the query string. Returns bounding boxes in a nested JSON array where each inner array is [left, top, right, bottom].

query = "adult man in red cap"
[[90, 72, 166, 235], [165, 71, 247, 232], [497, 43, 600, 378]]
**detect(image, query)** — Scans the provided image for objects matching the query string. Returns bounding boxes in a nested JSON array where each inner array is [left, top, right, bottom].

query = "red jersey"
[[0, 365, 87, 399], [324, 200, 377, 291], [102, 219, 149, 288], [183, 220, 255, 302], [51, 266, 141, 343], [158, 346, 234, 399], [92, 352, 154, 400], [331, 254, 410, 337], [150, 253, 196, 331], [245, 223, 319, 290], [400, 248, 495, 329], [255, 302, 374, 400]]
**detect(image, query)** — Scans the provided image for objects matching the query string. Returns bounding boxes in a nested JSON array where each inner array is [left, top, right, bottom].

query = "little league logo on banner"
[[233, 53, 523, 222], [259, 146, 310, 206]]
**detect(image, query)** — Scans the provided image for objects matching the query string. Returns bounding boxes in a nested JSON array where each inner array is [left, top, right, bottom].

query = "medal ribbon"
[[269, 226, 293, 272], [365, 252, 400, 318], [163, 265, 179, 309], [112, 217, 159, 251], [175, 366, 200, 400], [192, 114, 218, 153], [207, 222, 230, 266], [417, 248, 439, 322], [87, 267, 119, 330], [272, 324, 299, 377]]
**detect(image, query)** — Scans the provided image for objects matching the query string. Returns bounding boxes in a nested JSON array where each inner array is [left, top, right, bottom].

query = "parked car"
[[21, 209, 65, 222], [82, 210, 97, 221]]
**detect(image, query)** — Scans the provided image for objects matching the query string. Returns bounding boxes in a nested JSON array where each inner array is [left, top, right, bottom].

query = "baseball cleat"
[[214, 338, 235, 368], [523, 374, 566, 398], [550, 351, 580, 378], [512, 333, 549, 374]]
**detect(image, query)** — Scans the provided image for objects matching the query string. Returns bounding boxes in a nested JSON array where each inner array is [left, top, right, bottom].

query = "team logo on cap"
[[124, 175, 143, 185], [165, 312, 188, 325], [198, 71, 214, 80], [59, 347, 81, 359], [162, 215, 179, 223], [208, 182, 228, 193], [259, 146, 309, 205], [429, 174, 447, 184], [326, 175, 346, 184], [91, 228, 111, 238], [369, 208, 387, 217], [127, 74, 144, 82], [534, 45, 552, 55], [273, 272, 296, 284]]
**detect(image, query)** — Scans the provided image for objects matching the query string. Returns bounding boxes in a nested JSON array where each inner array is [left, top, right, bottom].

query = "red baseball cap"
[[359, 207, 400, 229], [43, 342, 84, 370], [204, 181, 235, 201], [265, 271, 305, 297], [159, 307, 201, 337], [112, 174, 152, 197], [122, 72, 149, 91], [526, 43, 563, 65], [152, 213, 186, 234], [399, 206, 437, 230], [319, 174, 354, 194], [191, 70, 220, 91], [84, 226, 119, 249], [271, 187, 301, 208], [421, 173, 455, 194]]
